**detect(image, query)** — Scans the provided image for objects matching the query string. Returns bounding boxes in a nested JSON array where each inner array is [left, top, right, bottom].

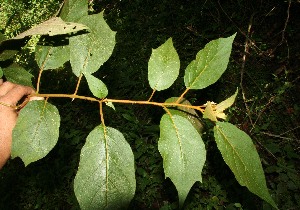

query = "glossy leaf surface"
[[70, 12, 116, 77], [35, 45, 70, 70], [184, 33, 236, 89], [12, 100, 60, 166], [148, 38, 180, 91], [214, 122, 278, 209], [158, 114, 206, 207], [84, 74, 108, 98], [13, 17, 89, 39], [2, 64, 33, 87], [74, 125, 136, 210]]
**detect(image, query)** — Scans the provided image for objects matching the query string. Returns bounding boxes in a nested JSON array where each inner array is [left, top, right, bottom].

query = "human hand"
[[0, 79, 35, 169]]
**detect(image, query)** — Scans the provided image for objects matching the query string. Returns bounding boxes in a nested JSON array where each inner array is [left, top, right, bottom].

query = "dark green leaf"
[[0, 67, 3, 78], [159, 114, 206, 207], [60, 0, 88, 22], [148, 38, 180, 91], [165, 97, 203, 134], [84, 73, 108, 98], [184, 33, 236, 89], [0, 32, 18, 61], [214, 122, 278, 209], [13, 17, 89, 39], [2, 64, 33, 87], [74, 125, 136, 210], [35, 45, 70, 70], [12, 100, 60, 166], [70, 12, 116, 76]]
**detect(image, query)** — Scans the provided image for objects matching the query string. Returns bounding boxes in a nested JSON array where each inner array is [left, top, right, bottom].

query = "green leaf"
[[0, 67, 3, 78], [203, 101, 217, 122], [216, 88, 238, 112], [84, 73, 108, 98], [2, 63, 33, 87], [165, 97, 203, 134], [105, 101, 115, 111], [0, 32, 18, 61], [184, 33, 236, 89], [74, 125, 136, 210], [60, 0, 88, 22], [35, 45, 70, 70], [158, 114, 206, 207], [70, 12, 116, 77], [214, 122, 278, 209], [11, 100, 60, 166], [12, 17, 89, 39], [148, 38, 180, 91]]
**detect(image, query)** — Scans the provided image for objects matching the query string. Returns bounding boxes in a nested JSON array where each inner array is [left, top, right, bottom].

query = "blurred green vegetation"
[[0, 0, 299, 209]]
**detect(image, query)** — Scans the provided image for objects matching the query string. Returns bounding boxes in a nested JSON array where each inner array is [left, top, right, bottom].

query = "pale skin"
[[0, 79, 35, 169]]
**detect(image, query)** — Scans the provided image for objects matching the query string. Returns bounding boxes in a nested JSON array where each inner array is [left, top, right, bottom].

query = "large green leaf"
[[148, 38, 180, 91], [84, 73, 108, 98], [214, 122, 278, 209], [74, 125, 136, 210], [11, 100, 60, 166], [165, 97, 203, 134], [13, 17, 89, 39], [2, 63, 33, 87], [60, 0, 88, 22], [158, 114, 206, 207], [70, 12, 116, 77], [35, 45, 70, 70], [184, 33, 236, 89]]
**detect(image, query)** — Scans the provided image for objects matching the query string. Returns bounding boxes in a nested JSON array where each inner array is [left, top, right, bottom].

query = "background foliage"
[[0, 0, 299, 209]]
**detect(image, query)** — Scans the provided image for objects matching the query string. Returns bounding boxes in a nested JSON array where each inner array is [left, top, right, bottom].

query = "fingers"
[[0, 81, 16, 96], [0, 82, 35, 106], [0, 79, 3, 85]]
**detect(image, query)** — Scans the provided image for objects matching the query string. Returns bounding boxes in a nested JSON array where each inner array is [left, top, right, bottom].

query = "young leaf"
[[84, 73, 108, 98], [35, 45, 70, 70], [11, 100, 60, 166], [2, 63, 33, 87], [184, 33, 236, 89], [70, 11, 116, 77], [148, 38, 180, 91], [216, 88, 238, 112], [165, 97, 203, 134], [74, 125, 136, 210], [105, 101, 115, 111], [12, 17, 89, 39], [214, 122, 278, 209], [60, 0, 88, 22], [158, 114, 206, 207], [203, 101, 217, 122]]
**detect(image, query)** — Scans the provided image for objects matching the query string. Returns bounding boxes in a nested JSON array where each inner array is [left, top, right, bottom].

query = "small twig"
[[32, 93, 206, 114], [176, 88, 190, 103], [250, 96, 275, 132], [147, 89, 156, 101], [261, 131, 299, 142], [73, 73, 83, 96], [240, 15, 255, 129]]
